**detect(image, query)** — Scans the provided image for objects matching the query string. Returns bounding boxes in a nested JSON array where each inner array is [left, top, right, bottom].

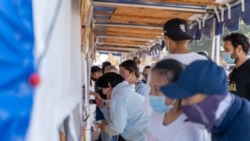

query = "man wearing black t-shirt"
[[223, 33, 250, 100]]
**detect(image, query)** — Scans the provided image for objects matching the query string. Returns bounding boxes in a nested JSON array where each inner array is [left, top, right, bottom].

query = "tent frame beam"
[[93, 1, 206, 13]]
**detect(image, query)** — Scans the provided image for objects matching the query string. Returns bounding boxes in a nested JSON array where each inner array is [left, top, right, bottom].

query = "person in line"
[[90, 66, 112, 141], [142, 65, 151, 83], [160, 60, 250, 141], [119, 60, 147, 96], [102, 61, 112, 73], [104, 65, 118, 73], [222, 33, 250, 100], [148, 59, 210, 141], [95, 73, 148, 141], [163, 18, 207, 64], [133, 56, 141, 66], [103, 65, 119, 141], [144, 18, 208, 116]]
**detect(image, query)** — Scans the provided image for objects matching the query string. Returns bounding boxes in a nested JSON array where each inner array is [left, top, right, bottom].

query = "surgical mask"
[[149, 95, 175, 113], [180, 95, 226, 131], [222, 52, 235, 64]]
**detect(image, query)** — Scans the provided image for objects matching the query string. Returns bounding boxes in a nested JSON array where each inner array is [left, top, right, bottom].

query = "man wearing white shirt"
[[163, 18, 207, 64], [144, 18, 207, 116]]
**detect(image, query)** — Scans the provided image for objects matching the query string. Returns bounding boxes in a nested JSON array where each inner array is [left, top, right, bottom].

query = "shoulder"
[[246, 59, 250, 69], [180, 122, 210, 141], [135, 81, 148, 92], [166, 52, 207, 65], [223, 97, 250, 132], [136, 81, 147, 88]]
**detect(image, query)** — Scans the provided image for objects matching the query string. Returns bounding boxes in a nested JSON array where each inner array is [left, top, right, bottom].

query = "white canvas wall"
[[27, 0, 83, 141]]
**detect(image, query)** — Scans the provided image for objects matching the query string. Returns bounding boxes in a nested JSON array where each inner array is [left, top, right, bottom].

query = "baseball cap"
[[163, 18, 193, 41], [91, 66, 101, 73], [160, 60, 228, 99]]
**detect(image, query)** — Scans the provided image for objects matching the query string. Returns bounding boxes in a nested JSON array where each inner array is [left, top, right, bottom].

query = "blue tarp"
[[216, 0, 250, 35], [0, 0, 35, 140]]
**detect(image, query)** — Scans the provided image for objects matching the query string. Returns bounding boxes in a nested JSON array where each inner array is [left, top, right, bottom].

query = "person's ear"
[[131, 72, 136, 77], [236, 45, 243, 53]]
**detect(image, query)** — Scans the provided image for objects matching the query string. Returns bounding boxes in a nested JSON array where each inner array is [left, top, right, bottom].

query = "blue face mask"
[[222, 52, 235, 64], [149, 95, 175, 113]]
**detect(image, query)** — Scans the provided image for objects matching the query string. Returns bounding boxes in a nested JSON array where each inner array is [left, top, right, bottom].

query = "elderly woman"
[[95, 72, 148, 141]]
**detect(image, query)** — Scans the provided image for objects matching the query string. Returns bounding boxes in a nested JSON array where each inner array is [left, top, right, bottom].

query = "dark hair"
[[223, 33, 250, 54], [102, 61, 112, 73], [144, 65, 151, 69], [96, 72, 125, 88], [133, 57, 141, 65], [104, 65, 118, 73], [151, 59, 185, 83], [119, 59, 140, 78], [91, 66, 101, 73]]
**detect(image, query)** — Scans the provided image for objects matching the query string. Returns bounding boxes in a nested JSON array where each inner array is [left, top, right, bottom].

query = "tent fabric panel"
[[0, 0, 35, 140]]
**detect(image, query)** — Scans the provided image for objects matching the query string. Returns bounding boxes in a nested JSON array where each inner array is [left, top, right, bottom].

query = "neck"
[[235, 55, 248, 68], [172, 45, 190, 54], [163, 104, 182, 125]]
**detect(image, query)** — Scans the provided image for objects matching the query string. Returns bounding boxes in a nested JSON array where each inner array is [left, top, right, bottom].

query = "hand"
[[96, 97, 104, 109], [96, 123, 106, 132]]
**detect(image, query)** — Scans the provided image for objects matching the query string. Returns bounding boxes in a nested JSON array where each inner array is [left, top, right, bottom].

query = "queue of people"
[[89, 18, 250, 141]]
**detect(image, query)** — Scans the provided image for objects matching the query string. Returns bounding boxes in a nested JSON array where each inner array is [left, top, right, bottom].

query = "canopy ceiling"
[[88, 0, 248, 53]]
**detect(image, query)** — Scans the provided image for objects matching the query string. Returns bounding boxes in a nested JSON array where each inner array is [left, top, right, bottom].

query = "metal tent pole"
[[211, 18, 216, 61], [216, 35, 221, 64], [84, 52, 92, 141]]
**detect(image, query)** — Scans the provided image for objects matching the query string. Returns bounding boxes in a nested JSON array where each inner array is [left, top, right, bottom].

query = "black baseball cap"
[[163, 18, 193, 41]]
